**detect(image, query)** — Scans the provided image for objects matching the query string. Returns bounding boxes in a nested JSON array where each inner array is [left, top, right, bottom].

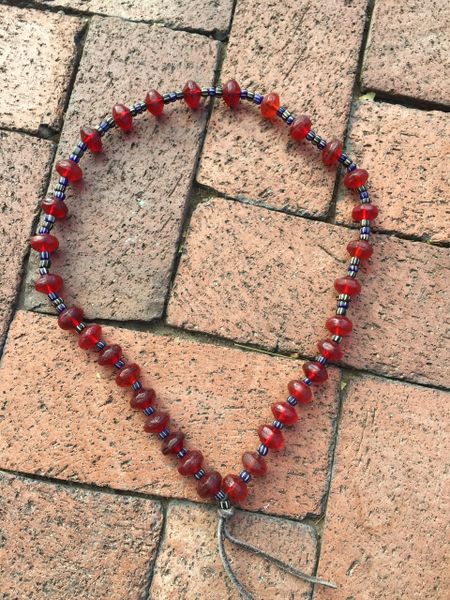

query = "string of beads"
[[30, 79, 377, 509]]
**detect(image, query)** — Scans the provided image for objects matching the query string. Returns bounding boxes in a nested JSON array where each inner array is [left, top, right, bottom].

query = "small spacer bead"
[[201, 87, 209, 97], [169, 92, 177, 103], [303, 377, 312, 385], [253, 93, 263, 105], [277, 106, 286, 117], [240, 88, 248, 99], [337, 300, 349, 309], [287, 395, 297, 406], [55, 303, 66, 313], [317, 355, 328, 365], [177, 448, 188, 459], [114, 359, 125, 369], [215, 86, 223, 98], [40, 251, 50, 260], [47, 292, 58, 301], [58, 176, 69, 187], [336, 307, 347, 315], [347, 270, 358, 279], [175, 90, 184, 100], [53, 191, 65, 200], [313, 135, 323, 146], [39, 267, 49, 275], [194, 468, 206, 480], [44, 215, 56, 224], [75, 322, 86, 333], [218, 496, 231, 509], [331, 335, 343, 343], [39, 260, 51, 269], [52, 296, 64, 306], [132, 381, 142, 391], [39, 227, 49, 234], [338, 293, 351, 301], [350, 257, 360, 266], [318, 139, 327, 150], [360, 226, 371, 235], [208, 87, 216, 96], [338, 153, 348, 163], [360, 234, 370, 241], [343, 157, 352, 168], [144, 406, 155, 416], [272, 420, 284, 429], [159, 428, 170, 440], [69, 153, 81, 163], [286, 115, 295, 125], [246, 90, 255, 100], [96, 341, 106, 351], [239, 470, 251, 483], [78, 141, 88, 151], [162, 93, 171, 104], [257, 444, 269, 456], [347, 163, 357, 171], [215, 490, 227, 501], [306, 130, 315, 141]]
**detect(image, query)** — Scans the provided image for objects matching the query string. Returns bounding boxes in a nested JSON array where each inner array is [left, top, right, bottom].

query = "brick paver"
[[197, 0, 368, 217], [168, 198, 450, 387], [0, 471, 163, 599], [24, 16, 219, 321], [0, 310, 340, 519], [314, 375, 450, 600], [150, 501, 317, 599], [362, 0, 450, 106], [0, 5, 85, 133], [0, 131, 54, 347], [33, 0, 234, 33], [336, 100, 450, 243]]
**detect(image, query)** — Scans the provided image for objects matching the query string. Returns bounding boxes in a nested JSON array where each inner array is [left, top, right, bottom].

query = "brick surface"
[[24, 17, 219, 321], [197, 0, 368, 216], [314, 375, 450, 600], [0, 131, 54, 348], [168, 198, 450, 387], [0, 310, 340, 519], [0, 471, 163, 599], [336, 101, 450, 242], [34, 0, 233, 33], [0, 5, 85, 133], [362, 0, 450, 106], [150, 501, 318, 599]]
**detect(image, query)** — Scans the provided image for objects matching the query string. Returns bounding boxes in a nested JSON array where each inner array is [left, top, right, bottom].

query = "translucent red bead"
[[222, 474, 248, 503], [80, 126, 102, 153], [78, 324, 102, 349], [178, 450, 203, 476], [98, 344, 122, 366], [326, 316, 353, 337], [347, 239, 373, 261], [303, 361, 328, 384], [35, 274, 63, 294], [287, 380, 313, 403], [130, 388, 156, 410], [30, 234, 59, 253], [334, 276, 361, 297], [271, 401, 298, 425], [41, 198, 68, 219], [344, 168, 368, 190], [222, 79, 241, 109], [57, 306, 84, 330], [144, 411, 169, 433], [145, 89, 164, 117], [258, 424, 284, 451], [112, 104, 132, 131], [290, 115, 312, 141], [260, 92, 280, 119], [115, 363, 140, 387], [352, 203, 379, 221], [161, 432, 185, 455], [197, 471, 222, 499], [322, 138, 342, 166], [242, 451, 267, 477], [56, 159, 83, 182], [317, 339, 343, 361], [183, 80, 202, 110]]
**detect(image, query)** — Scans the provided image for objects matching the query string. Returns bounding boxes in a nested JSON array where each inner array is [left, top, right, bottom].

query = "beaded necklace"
[[30, 79, 376, 598]]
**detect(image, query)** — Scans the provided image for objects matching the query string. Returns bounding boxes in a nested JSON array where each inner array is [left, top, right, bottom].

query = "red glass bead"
[[344, 168, 369, 190], [78, 324, 102, 349], [98, 344, 122, 366], [326, 316, 353, 337], [258, 424, 285, 451], [290, 115, 312, 142], [30, 234, 59, 253], [80, 126, 102, 153], [178, 450, 203, 476], [322, 138, 342, 166], [55, 159, 83, 182], [222, 79, 241, 108], [183, 80, 202, 110], [143, 411, 169, 434], [115, 363, 140, 387], [145, 89, 164, 117], [347, 239, 373, 261], [161, 431, 185, 455], [352, 203, 379, 221], [303, 361, 328, 384], [112, 104, 132, 131], [58, 306, 84, 330], [334, 276, 361, 297], [260, 92, 280, 119], [287, 380, 313, 404], [41, 198, 68, 219], [35, 274, 63, 295], [317, 339, 343, 362], [197, 471, 222, 499], [242, 451, 267, 477], [131, 388, 156, 410], [222, 474, 248, 503], [271, 401, 298, 425]]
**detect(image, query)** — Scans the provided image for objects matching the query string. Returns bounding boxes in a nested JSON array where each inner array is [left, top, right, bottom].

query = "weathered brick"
[[33, 0, 233, 33], [0, 471, 163, 599], [150, 500, 318, 599], [0, 310, 340, 519], [24, 17, 219, 321], [168, 198, 450, 387], [315, 375, 450, 600], [198, 0, 368, 216], [0, 131, 54, 347], [336, 101, 450, 242], [362, 0, 450, 106], [0, 5, 85, 133]]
